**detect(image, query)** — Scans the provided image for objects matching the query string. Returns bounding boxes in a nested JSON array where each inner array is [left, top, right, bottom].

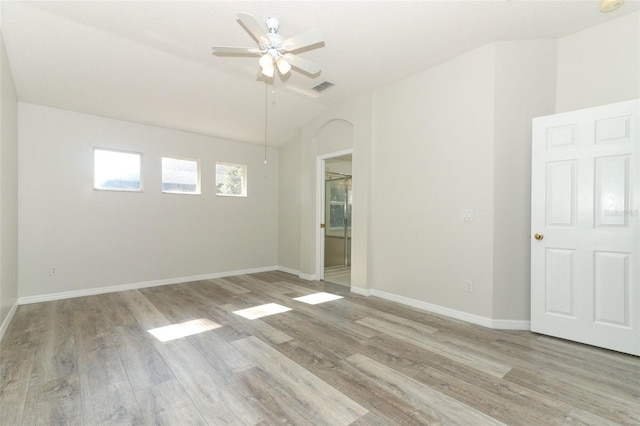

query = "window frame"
[[160, 156, 202, 195], [93, 147, 143, 192], [215, 162, 248, 198]]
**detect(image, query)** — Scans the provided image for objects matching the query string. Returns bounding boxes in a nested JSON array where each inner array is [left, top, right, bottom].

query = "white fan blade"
[[282, 29, 323, 52], [237, 13, 269, 46], [212, 46, 261, 55], [283, 53, 321, 75]]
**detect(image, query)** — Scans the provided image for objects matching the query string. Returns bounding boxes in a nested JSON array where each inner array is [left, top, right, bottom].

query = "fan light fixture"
[[261, 63, 275, 77], [259, 53, 273, 69], [276, 56, 291, 74], [259, 53, 275, 77], [259, 49, 289, 77], [260, 48, 291, 77], [212, 13, 324, 77], [211, 13, 325, 163]]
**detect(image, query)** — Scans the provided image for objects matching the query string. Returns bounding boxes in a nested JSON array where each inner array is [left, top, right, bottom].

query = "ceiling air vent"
[[311, 81, 334, 93]]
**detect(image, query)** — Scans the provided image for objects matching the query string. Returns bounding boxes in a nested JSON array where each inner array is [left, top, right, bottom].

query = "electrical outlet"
[[465, 280, 473, 292], [49, 266, 58, 276]]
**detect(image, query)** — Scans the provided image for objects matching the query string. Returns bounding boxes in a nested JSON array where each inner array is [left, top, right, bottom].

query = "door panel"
[[595, 116, 631, 144], [531, 99, 639, 356], [594, 155, 629, 227], [594, 251, 630, 326], [544, 249, 575, 317], [545, 161, 577, 227], [546, 124, 578, 149]]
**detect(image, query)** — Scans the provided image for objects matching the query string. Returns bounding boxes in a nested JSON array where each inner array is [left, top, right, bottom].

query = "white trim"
[[371, 289, 494, 328], [317, 149, 354, 160], [316, 148, 354, 282], [276, 265, 300, 276], [298, 272, 316, 281], [17, 266, 277, 305], [490, 319, 531, 330], [275, 266, 317, 282], [350, 286, 372, 296], [362, 288, 530, 330], [12, 266, 531, 331], [0, 301, 19, 343], [316, 156, 325, 282]]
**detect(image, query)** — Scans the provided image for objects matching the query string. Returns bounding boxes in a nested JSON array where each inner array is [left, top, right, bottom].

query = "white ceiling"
[[2, 1, 638, 146]]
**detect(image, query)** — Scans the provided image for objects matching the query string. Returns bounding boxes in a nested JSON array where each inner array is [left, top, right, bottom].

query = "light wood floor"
[[1, 272, 638, 425]]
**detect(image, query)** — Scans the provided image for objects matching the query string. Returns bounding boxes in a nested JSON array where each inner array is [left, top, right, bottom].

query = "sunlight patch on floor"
[[294, 292, 344, 305], [233, 303, 292, 320], [148, 318, 221, 342]]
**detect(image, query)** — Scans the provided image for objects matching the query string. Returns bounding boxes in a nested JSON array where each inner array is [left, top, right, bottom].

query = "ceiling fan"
[[212, 13, 324, 78]]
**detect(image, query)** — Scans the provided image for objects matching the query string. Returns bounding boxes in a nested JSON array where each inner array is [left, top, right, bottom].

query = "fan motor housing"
[[266, 33, 284, 47], [266, 17, 280, 33]]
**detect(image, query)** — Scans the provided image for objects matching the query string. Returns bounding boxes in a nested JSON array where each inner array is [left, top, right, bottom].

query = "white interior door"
[[531, 99, 639, 356]]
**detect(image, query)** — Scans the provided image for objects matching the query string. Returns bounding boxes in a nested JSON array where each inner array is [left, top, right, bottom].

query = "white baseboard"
[[275, 266, 317, 282], [0, 301, 19, 343], [358, 288, 530, 331], [17, 266, 278, 305], [490, 319, 531, 330], [298, 272, 317, 281], [14, 267, 531, 331], [276, 266, 300, 276], [349, 286, 372, 296]]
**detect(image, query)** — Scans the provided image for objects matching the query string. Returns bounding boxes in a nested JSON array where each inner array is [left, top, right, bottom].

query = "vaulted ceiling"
[[2, 1, 638, 146]]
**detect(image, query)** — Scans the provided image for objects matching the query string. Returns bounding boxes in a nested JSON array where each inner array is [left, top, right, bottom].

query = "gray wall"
[[278, 133, 301, 272], [18, 103, 279, 298], [277, 11, 639, 324]]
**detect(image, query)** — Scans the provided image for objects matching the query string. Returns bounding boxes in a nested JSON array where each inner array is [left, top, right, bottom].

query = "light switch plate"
[[461, 209, 474, 221]]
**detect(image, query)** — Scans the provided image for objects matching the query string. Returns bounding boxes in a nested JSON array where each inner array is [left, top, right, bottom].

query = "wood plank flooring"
[[1, 271, 638, 425]]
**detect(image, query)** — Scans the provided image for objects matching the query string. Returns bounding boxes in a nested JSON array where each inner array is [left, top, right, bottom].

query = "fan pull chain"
[[264, 77, 277, 165], [264, 80, 268, 164], [272, 77, 276, 106]]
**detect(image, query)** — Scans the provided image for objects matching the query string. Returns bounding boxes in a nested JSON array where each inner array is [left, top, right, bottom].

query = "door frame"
[[315, 148, 353, 281]]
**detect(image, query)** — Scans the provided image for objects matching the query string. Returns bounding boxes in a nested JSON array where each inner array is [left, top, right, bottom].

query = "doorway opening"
[[323, 155, 352, 286]]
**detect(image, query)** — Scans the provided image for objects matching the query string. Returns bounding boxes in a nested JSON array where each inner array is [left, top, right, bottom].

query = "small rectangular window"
[[216, 162, 247, 197], [94, 148, 142, 191], [161, 157, 200, 194]]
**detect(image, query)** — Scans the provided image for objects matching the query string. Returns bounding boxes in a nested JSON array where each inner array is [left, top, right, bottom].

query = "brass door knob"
[[534, 233, 544, 240]]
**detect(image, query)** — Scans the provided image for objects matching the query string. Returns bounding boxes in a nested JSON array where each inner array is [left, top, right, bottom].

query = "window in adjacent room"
[[161, 157, 200, 194], [94, 148, 142, 191], [216, 162, 247, 197]]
